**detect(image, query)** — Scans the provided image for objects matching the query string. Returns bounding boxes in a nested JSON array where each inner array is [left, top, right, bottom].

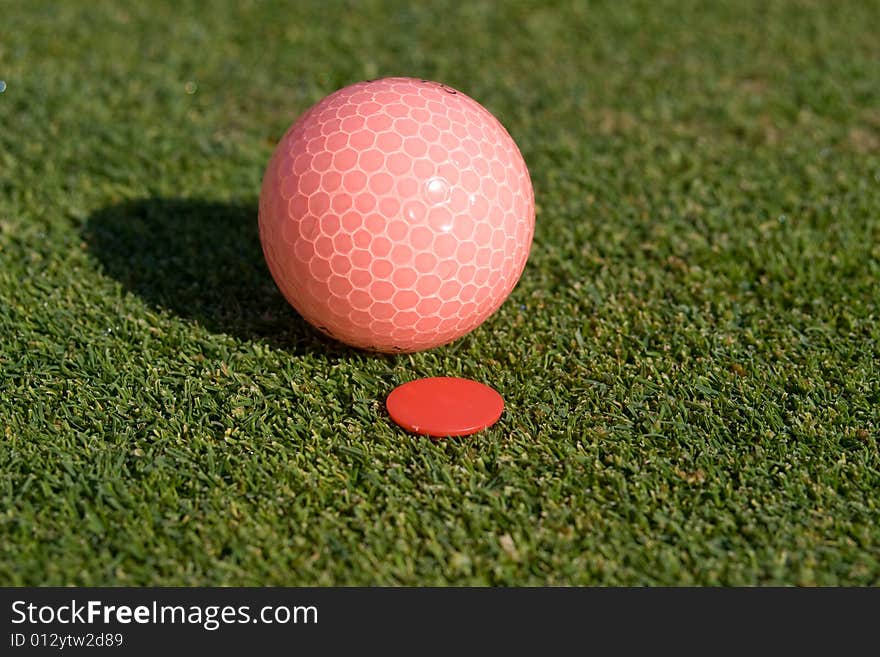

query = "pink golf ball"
[[258, 77, 535, 353]]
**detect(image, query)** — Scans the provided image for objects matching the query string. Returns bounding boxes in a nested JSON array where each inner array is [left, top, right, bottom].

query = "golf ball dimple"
[[259, 77, 535, 353]]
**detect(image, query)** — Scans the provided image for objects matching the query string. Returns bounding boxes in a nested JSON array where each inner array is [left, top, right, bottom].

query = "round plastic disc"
[[386, 377, 504, 438]]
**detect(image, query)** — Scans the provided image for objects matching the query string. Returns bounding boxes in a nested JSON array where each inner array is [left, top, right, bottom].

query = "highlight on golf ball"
[[259, 77, 535, 353]]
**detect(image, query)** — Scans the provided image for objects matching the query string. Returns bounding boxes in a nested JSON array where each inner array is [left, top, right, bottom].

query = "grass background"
[[1, 0, 879, 585]]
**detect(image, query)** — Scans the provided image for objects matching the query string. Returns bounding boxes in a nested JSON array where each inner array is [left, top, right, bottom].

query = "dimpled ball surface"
[[259, 77, 535, 352]]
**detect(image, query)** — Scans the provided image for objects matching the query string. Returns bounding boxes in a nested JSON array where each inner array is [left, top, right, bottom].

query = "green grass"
[[2, 0, 879, 585]]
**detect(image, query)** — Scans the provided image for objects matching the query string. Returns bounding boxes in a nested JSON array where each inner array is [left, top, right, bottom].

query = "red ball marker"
[[386, 377, 504, 438]]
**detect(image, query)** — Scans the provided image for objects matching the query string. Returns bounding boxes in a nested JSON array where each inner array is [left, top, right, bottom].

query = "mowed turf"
[[2, 0, 879, 585]]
